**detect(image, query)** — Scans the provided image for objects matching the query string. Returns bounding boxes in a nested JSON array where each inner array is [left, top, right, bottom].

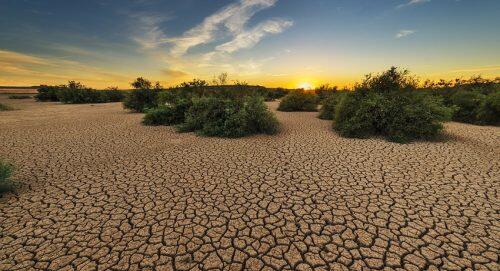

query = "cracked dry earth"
[[0, 96, 499, 271]]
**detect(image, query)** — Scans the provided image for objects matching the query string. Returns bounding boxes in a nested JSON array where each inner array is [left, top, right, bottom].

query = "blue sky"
[[0, 0, 499, 88]]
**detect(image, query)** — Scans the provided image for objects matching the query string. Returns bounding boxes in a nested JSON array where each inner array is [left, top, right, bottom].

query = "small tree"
[[123, 77, 162, 112], [213, 72, 228, 85]]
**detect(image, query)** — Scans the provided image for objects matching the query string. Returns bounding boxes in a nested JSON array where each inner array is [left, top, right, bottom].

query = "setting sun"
[[298, 82, 314, 90]]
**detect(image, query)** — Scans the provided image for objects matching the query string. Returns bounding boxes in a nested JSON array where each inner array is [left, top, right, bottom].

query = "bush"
[[315, 84, 339, 101], [35, 82, 125, 104], [277, 90, 318, 112], [35, 85, 62, 101], [8, 95, 31, 99], [449, 91, 484, 123], [477, 92, 500, 125], [178, 95, 279, 137], [0, 160, 14, 193], [318, 92, 346, 120], [142, 99, 192, 126], [56, 82, 125, 104], [0, 103, 14, 111], [333, 67, 452, 143], [123, 78, 162, 112]]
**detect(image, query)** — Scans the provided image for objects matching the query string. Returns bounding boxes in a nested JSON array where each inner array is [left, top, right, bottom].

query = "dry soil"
[[0, 96, 499, 271]]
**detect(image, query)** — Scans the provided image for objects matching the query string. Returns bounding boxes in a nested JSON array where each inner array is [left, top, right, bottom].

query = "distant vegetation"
[[277, 90, 318, 112], [422, 77, 500, 126], [132, 75, 281, 137], [35, 82, 125, 104], [8, 95, 31, 99], [0, 103, 14, 111], [0, 160, 14, 193]]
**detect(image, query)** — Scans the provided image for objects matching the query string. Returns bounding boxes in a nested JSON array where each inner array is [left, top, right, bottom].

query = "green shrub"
[[56, 82, 125, 104], [0, 160, 14, 193], [318, 92, 346, 120], [178, 96, 279, 137], [0, 103, 14, 111], [477, 92, 500, 125], [8, 95, 31, 99], [315, 84, 339, 101], [123, 78, 162, 112], [35, 85, 62, 101], [333, 67, 452, 143], [143, 99, 192, 126], [449, 91, 484, 123], [277, 90, 318, 112], [36, 82, 125, 104]]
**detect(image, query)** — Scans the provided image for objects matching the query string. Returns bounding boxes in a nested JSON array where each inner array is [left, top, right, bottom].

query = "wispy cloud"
[[131, 0, 291, 57], [162, 68, 189, 78], [0, 49, 130, 86], [449, 65, 500, 73], [131, 13, 171, 49], [397, 0, 431, 9], [395, 29, 416, 38], [168, 0, 280, 56], [215, 19, 293, 53]]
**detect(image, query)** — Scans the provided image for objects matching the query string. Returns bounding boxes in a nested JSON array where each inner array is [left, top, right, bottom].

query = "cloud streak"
[[397, 0, 431, 9], [168, 0, 279, 56], [131, 0, 292, 58], [216, 19, 293, 53], [395, 30, 416, 38]]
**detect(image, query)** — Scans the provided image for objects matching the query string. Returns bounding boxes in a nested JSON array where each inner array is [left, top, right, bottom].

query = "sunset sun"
[[298, 82, 314, 90]]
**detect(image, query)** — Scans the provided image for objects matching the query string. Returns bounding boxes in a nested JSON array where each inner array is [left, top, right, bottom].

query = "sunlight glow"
[[298, 82, 314, 90]]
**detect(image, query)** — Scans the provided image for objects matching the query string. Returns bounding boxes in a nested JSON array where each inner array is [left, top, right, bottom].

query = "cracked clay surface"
[[0, 96, 499, 270]]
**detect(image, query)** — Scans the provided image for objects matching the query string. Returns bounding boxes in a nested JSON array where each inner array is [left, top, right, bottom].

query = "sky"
[[0, 0, 499, 89]]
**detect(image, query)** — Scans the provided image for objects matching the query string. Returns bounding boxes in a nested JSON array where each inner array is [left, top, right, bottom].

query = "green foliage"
[[178, 95, 279, 137], [35, 85, 63, 101], [8, 95, 31, 99], [0, 160, 14, 193], [449, 91, 484, 123], [35, 82, 124, 104], [0, 103, 14, 111], [318, 92, 346, 120], [477, 92, 500, 125], [123, 78, 162, 112], [165, 79, 288, 102], [423, 76, 500, 125], [143, 99, 192, 126], [278, 90, 318, 112], [315, 84, 339, 101], [334, 67, 452, 143]]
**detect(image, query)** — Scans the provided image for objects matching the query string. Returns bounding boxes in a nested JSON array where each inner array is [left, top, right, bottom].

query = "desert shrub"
[[318, 92, 346, 120], [8, 95, 31, 99], [267, 87, 288, 100], [99, 87, 125, 103], [142, 98, 192, 126], [278, 90, 318, 112], [449, 91, 484, 123], [315, 84, 339, 101], [35, 85, 63, 101], [0, 103, 14, 111], [0, 160, 14, 193], [477, 92, 500, 125], [334, 67, 452, 143], [178, 95, 279, 137], [56, 82, 125, 104], [123, 77, 162, 112], [35, 82, 124, 104]]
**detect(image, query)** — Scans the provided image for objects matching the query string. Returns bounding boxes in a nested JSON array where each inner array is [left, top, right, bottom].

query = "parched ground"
[[0, 95, 499, 271]]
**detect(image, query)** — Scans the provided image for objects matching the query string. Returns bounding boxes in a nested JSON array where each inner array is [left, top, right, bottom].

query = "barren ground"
[[0, 95, 499, 271]]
